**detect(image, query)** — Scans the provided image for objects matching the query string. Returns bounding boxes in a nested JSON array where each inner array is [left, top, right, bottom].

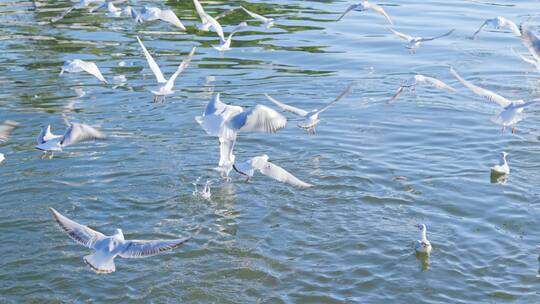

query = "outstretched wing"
[[60, 123, 106, 147], [164, 47, 196, 91], [265, 94, 308, 117], [241, 6, 270, 22], [203, 13, 225, 41], [49, 207, 105, 249], [388, 86, 406, 103], [159, 9, 186, 30], [193, 0, 208, 23], [79, 60, 107, 83], [316, 82, 354, 114], [389, 28, 412, 41], [419, 76, 456, 92], [0, 120, 17, 143], [119, 237, 190, 258], [254, 159, 313, 188], [136, 36, 167, 83], [471, 20, 489, 39], [520, 25, 540, 63], [369, 3, 393, 25], [336, 4, 358, 21], [228, 105, 287, 133], [450, 68, 512, 107], [419, 29, 455, 42]]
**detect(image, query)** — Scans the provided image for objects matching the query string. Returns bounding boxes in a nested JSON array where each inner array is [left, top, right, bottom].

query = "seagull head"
[[416, 224, 426, 231]]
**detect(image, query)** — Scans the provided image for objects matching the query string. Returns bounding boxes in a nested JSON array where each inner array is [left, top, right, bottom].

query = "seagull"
[[336, 1, 393, 25], [49, 208, 190, 274], [415, 224, 432, 254], [491, 151, 509, 175], [265, 83, 353, 133], [233, 154, 313, 188], [0, 120, 18, 164], [192, 0, 228, 40], [212, 22, 248, 52], [136, 36, 196, 102], [89, 1, 122, 17], [241, 6, 274, 28], [50, 0, 104, 23], [519, 25, 540, 72], [60, 59, 108, 83], [389, 28, 455, 54], [35, 123, 106, 152], [137, 6, 186, 30], [471, 16, 520, 39], [195, 93, 287, 178], [388, 74, 456, 103], [450, 67, 536, 133]]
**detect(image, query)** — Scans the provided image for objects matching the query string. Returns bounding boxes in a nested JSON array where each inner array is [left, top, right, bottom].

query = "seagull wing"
[[193, 0, 209, 23], [49, 207, 105, 249], [164, 47, 196, 91], [215, 7, 238, 20], [119, 237, 190, 258], [136, 36, 167, 83], [0, 120, 17, 143], [233, 159, 255, 177], [253, 158, 313, 188], [228, 105, 287, 133], [388, 86, 406, 103], [36, 125, 56, 144], [60, 123, 106, 147], [204, 13, 225, 41], [513, 100, 536, 110], [89, 1, 107, 13], [78, 60, 107, 83], [471, 20, 489, 39], [511, 47, 538, 66], [51, 6, 75, 23], [419, 76, 456, 92], [315, 82, 354, 114], [159, 9, 186, 30], [505, 19, 520, 36], [389, 28, 412, 41], [336, 4, 358, 21], [520, 25, 540, 62], [264, 94, 308, 116], [241, 6, 269, 22], [450, 68, 512, 107], [369, 3, 393, 25], [419, 29, 455, 42]]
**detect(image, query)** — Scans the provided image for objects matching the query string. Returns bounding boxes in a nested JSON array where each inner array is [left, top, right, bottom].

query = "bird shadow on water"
[[490, 171, 508, 184], [415, 252, 431, 271]]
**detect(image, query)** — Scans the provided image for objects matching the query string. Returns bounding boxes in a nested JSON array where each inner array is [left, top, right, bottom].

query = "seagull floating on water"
[[491, 151, 509, 175], [35, 123, 106, 152], [336, 1, 393, 25], [60, 59, 108, 83], [450, 67, 536, 133], [265, 83, 353, 133], [233, 154, 313, 188], [241, 6, 274, 28], [0, 120, 18, 164], [49, 207, 190, 274], [135, 6, 186, 30], [136, 36, 196, 102], [415, 224, 432, 254], [196, 93, 287, 178], [212, 22, 248, 52], [389, 28, 455, 54], [388, 74, 456, 103], [471, 17, 520, 39]]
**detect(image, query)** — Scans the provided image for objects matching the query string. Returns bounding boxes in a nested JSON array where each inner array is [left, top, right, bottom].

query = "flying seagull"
[[233, 154, 313, 188], [135, 6, 186, 30], [389, 28, 455, 53], [192, 0, 232, 40], [415, 224, 432, 254], [388, 74, 456, 103], [89, 1, 122, 18], [49, 208, 190, 274], [50, 0, 104, 23], [35, 123, 106, 152], [336, 1, 393, 25], [471, 16, 520, 39], [212, 22, 248, 52], [265, 83, 353, 133], [451, 67, 536, 133], [136, 36, 196, 102], [518, 25, 540, 72], [60, 59, 108, 83], [0, 120, 18, 164], [195, 93, 287, 178], [241, 6, 274, 28]]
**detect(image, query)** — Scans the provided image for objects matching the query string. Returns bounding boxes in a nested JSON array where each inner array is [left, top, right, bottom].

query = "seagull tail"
[[83, 251, 116, 274]]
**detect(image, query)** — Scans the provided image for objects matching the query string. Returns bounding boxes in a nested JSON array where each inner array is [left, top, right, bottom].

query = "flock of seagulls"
[[2, 0, 538, 272]]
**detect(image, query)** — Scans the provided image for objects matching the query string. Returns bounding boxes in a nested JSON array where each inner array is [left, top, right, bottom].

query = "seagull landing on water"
[[136, 36, 196, 102], [491, 151, 510, 175], [415, 224, 432, 254], [60, 59, 108, 83], [241, 6, 274, 28], [195, 93, 287, 179], [133, 6, 186, 30], [450, 67, 536, 134], [336, 1, 393, 25], [49, 208, 190, 274], [212, 22, 248, 52], [517, 25, 540, 72], [388, 28, 455, 54], [265, 83, 353, 134], [388, 74, 456, 103], [233, 154, 313, 188], [35, 123, 106, 153], [471, 16, 520, 39], [0, 120, 18, 164]]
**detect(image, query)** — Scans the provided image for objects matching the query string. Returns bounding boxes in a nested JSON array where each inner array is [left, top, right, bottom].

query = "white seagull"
[[491, 151, 509, 175], [0, 120, 18, 164], [137, 6, 186, 30], [241, 6, 274, 28], [50, 0, 104, 23], [518, 25, 540, 72], [60, 59, 108, 83], [451, 67, 536, 133], [471, 16, 520, 39], [265, 83, 353, 133], [195, 93, 287, 178], [415, 224, 432, 254], [49, 208, 190, 274], [212, 22, 248, 52], [388, 74, 456, 103], [35, 123, 106, 152], [336, 1, 393, 25], [89, 1, 122, 17], [233, 154, 313, 188], [192, 0, 228, 40], [389, 28, 455, 53], [136, 36, 196, 102]]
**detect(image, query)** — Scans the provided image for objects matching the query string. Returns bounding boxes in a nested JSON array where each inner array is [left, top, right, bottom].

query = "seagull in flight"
[[195, 93, 287, 178], [89, 1, 122, 18], [60, 59, 108, 83], [518, 25, 540, 72], [136, 36, 196, 102], [336, 1, 393, 25], [50, 0, 104, 23], [451, 67, 536, 133], [491, 151, 509, 175], [241, 6, 274, 28], [135, 6, 186, 30], [49, 208, 190, 274], [192, 0, 235, 40], [265, 83, 353, 133], [233, 154, 313, 188], [35, 123, 106, 152], [415, 224, 432, 254], [388, 74, 456, 103], [471, 16, 520, 39], [389, 28, 455, 53], [212, 22, 248, 52], [0, 120, 18, 164]]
